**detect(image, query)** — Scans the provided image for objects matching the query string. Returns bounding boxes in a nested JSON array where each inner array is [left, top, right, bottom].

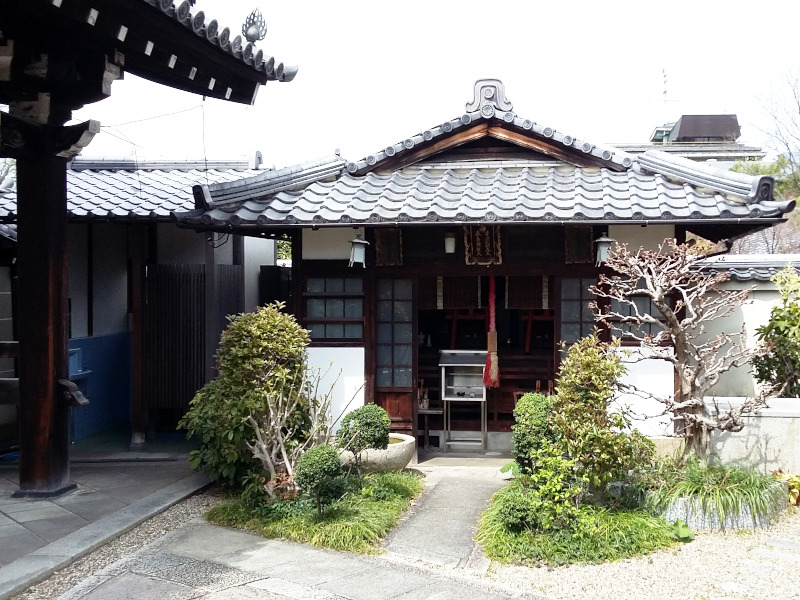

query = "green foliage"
[[206, 470, 423, 554], [644, 458, 788, 527], [752, 266, 800, 397], [511, 393, 557, 474], [337, 403, 391, 455], [294, 445, 345, 515], [178, 302, 310, 485], [670, 519, 694, 542], [732, 156, 799, 200], [494, 443, 589, 533], [276, 238, 292, 260], [551, 333, 655, 499], [478, 500, 675, 564]]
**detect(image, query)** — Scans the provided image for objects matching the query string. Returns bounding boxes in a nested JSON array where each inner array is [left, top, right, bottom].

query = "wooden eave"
[[353, 117, 620, 175], [0, 0, 271, 108]]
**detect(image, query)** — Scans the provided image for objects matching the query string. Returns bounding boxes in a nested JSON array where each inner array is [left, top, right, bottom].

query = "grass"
[[478, 485, 676, 564], [643, 458, 787, 527], [206, 470, 424, 554]]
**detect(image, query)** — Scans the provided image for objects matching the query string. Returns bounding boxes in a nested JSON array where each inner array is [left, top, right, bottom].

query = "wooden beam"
[[487, 127, 599, 168], [129, 224, 147, 451], [358, 124, 489, 175]]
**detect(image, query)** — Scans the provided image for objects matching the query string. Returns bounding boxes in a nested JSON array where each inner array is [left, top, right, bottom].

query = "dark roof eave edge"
[[172, 216, 790, 232]]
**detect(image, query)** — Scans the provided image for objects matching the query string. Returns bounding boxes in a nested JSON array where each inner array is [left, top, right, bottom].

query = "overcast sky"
[[72, 0, 798, 168]]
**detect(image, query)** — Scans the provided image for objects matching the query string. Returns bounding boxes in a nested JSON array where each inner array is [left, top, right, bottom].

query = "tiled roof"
[[698, 254, 800, 281], [0, 158, 264, 221], [176, 161, 794, 229], [175, 79, 794, 231]]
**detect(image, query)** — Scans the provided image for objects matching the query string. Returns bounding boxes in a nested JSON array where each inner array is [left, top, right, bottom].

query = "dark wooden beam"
[[129, 224, 147, 451]]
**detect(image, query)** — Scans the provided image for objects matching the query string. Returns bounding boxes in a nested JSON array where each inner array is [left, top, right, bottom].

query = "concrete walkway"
[[0, 454, 208, 599], [49, 454, 534, 600]]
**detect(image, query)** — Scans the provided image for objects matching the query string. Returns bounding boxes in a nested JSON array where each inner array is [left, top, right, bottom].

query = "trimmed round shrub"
[[294, 444, 345, 515], [337, 403, 391, 455], [178, 302, 310, 485]]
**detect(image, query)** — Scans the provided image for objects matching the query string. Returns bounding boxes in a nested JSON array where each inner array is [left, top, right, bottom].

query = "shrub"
[[294, 444, 345, 515], [551, 333, 655, 500], [752, 266, 800, 397], [337, 404, 391, 475], [178, 302, 310, 485], [496, 442, 588, 533], [511, 392, 557, 474]]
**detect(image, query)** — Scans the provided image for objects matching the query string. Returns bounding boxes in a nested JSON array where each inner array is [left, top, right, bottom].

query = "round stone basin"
[[340, 433, 416, 472]]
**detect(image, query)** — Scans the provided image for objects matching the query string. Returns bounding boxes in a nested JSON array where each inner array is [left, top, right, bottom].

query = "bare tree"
[[589, 239, 765, 458]]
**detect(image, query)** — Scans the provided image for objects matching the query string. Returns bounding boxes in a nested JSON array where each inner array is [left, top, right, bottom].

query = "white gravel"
[[485, 506, 800, 600], [14, 488, 800, 600]]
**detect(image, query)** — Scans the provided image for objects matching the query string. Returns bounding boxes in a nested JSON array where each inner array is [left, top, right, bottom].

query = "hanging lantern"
[[594, 233, 616, 267], [349, 234, 369, 268], [444, 231, 456, 254]]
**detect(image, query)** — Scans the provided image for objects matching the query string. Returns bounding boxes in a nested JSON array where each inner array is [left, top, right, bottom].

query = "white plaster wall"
[[92, 224, 129, 335], [67, 224, 89, 338], [243, 236, 275, 312], [302, 227, 363, 260], [708, 398, 800, 473], [307, 347, 365, 432], [615, 347, 674, 437], [609, 224, 675, 252], [703, 281, 777, 397]]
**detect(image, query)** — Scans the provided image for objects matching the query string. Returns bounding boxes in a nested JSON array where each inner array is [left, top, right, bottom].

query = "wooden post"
[[204, 236, 218, 381], [129, 225, 147, 451], [14, 150, 74, 496]]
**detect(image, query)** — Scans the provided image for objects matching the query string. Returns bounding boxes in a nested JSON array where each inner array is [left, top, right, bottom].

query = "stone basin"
[[340, 433, 416, 472]]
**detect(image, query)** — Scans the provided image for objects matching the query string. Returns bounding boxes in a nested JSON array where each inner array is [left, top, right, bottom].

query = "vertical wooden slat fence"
[[143, 263, 243, 431]]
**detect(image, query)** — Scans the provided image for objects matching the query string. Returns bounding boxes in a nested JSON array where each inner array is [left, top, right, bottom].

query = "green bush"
[[178, 302, 311, 485], [752, 266, 800, 397], [511, 392, 557, 474], [551, 333, 655, 500], [337, 403, 391, 455], [294, 444, 345, 515], [496, 442, 588, 533]]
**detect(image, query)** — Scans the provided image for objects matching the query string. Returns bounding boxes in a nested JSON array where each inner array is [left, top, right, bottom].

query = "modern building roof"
[[174, 80, 794, 235]]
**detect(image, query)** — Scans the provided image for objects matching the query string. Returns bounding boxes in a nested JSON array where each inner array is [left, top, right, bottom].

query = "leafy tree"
[[179, 302, 312, 489], [589, 239, 764, 459], [752, 265, 800, 397], [550, 333, 653, 500]]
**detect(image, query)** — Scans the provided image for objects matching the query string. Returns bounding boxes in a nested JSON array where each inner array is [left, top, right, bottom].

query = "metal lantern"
[[349, 234, 369, 268], [594, 233, 617, 266]]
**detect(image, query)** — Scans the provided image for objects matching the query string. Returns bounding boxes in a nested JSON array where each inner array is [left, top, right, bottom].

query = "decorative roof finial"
[[242, 8, 267, 43], [466, 79, 513, 113]]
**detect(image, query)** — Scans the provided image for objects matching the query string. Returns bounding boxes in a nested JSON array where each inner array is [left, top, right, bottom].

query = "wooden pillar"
[[204, 236, 218, 381], [14, 151, 73, 496], [129, 225, 147, 451]]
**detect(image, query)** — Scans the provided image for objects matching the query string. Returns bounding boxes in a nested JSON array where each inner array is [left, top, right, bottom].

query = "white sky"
[[72, 0, 798, 168]]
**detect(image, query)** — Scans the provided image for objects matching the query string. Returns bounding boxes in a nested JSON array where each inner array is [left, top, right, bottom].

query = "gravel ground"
[[13, 487, 800, 600], [15, 488, 225, 600], [486, 506, 800, 600]]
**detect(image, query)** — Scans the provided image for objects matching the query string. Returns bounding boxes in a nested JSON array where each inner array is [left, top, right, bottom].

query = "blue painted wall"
[[68, 333, 132, 441]]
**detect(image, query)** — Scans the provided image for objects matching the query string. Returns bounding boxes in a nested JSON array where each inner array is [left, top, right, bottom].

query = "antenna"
[[662, 69, 668, 122]]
